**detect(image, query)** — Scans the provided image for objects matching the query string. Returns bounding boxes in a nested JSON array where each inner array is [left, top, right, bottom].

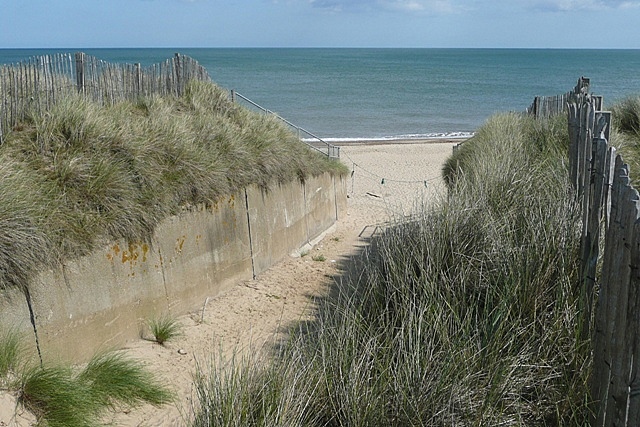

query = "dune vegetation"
[[0, 334, 173, 427], [5, 70, 640, 424], [610, 95, 640, 187], [0, 80, 346, 292], [191, 112, 595, 425]]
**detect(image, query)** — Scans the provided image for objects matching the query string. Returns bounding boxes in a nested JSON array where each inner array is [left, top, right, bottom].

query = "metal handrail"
[[231, 90, 340, 159]]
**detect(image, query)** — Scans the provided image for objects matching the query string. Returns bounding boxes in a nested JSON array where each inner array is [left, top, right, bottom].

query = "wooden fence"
[[0, 52, 339, 158], [0, 52, 211, 144], [538, 77, 640, 426]]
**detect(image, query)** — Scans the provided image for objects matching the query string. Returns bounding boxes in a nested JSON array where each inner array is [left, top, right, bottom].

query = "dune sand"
[[0, 140, 459, 427]]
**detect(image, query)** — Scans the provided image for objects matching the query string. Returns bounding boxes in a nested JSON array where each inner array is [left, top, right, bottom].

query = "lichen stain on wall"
[[105, 243, 151, 277], [175, 235, 186, 254]]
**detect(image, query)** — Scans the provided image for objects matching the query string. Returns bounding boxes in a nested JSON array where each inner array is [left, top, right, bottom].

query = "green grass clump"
[[0, 80, 346, 292], [19, 365, 98, 427], [610, 95, 640, 186], [611, 95, 640, 137], [0, 328, 23, 380], [78, 351, 173, 409], [17, 350, 172, 426], [148, 314, 182, 345], [191, 112, 590, 425], [192, 347, 321, 427]]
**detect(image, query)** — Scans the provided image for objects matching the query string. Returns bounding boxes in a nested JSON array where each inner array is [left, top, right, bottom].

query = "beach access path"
[[115, 139, 459, 426]]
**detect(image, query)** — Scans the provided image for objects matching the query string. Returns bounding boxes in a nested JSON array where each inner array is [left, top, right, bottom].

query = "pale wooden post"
[[608, 182, 640, 426], [604, 146, 617, 231], [627, 215, 640, 423], [593, 157, 636, 426], [582, 112, 611, 339], [75, 52, 85, 94], [134, 63, 142, 97], [174, 53, 182, 96], [578, 97, 596, 197], [568, 100, 580, 190]]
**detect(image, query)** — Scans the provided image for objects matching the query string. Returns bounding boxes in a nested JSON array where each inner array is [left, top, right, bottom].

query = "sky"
[[1, 0, 639, 49]]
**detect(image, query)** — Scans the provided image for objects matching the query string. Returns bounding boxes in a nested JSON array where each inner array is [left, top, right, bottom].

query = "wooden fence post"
[[576, 76, 590, 95], [592, 157, 639, 426], [604, 146, 617, 231], [134, 63, 142, 97], [568, 100, 580, 190], [582, 112, 612, 339], [75, 52, 85, 94], [577, 97, 596, 197], [609, 181, 640, 426], [627, 211, 640, 425], [174, 53, 182, 96]]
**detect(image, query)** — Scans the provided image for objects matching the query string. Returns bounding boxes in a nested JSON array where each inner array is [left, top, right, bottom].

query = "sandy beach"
[[0, 140, 458, 427]]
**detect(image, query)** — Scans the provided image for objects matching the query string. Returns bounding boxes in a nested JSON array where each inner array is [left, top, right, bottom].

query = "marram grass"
[[78, 351, 173, 409], [610, 95, 640, 187], [0, 80, 346, 292], [192, 345, 322, 427], [191, 112, 591, 426], [1, 332, 172, 425], [16, 350, 172, 426], [147, 314, 182, 345], [0, 328, 23, 381]]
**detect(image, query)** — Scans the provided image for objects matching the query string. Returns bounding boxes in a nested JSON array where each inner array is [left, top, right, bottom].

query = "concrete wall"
[[0, 173, 346, 364]]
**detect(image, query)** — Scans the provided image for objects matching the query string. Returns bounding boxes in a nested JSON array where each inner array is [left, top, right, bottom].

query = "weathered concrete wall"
[[335, 174, 348, 219], [246, 180, 308, 276], [2, 173, 346, 363], [305, 173, 338, 240]]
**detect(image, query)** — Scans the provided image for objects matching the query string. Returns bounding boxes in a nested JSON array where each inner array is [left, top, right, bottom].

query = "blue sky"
[[2, 0, 639, 48]]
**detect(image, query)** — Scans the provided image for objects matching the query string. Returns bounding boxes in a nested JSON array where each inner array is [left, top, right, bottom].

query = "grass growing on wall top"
[[0, 80, 346, 291], [191, 113, 591, 425]]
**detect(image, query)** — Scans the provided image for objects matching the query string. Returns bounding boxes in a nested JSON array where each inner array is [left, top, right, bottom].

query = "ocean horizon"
[[2, 48, 640, 141]]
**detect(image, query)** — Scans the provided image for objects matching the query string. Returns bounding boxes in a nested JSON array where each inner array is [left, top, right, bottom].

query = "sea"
[[1, 48, 640, 142]]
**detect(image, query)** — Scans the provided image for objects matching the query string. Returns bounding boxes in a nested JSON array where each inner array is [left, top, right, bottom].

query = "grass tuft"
[[610, 95, 640, 186], [612, 95, 640, 136], [78, 351, 173, 409], [17, 350, 172, 426], [148, 314, 182, 345], [192, 346, 321, 427], [0, 328, 23, 381], [18, 365, 98, 427]]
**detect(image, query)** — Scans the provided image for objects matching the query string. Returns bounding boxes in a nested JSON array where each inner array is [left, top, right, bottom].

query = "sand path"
[[0, 140, 458, 427]]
